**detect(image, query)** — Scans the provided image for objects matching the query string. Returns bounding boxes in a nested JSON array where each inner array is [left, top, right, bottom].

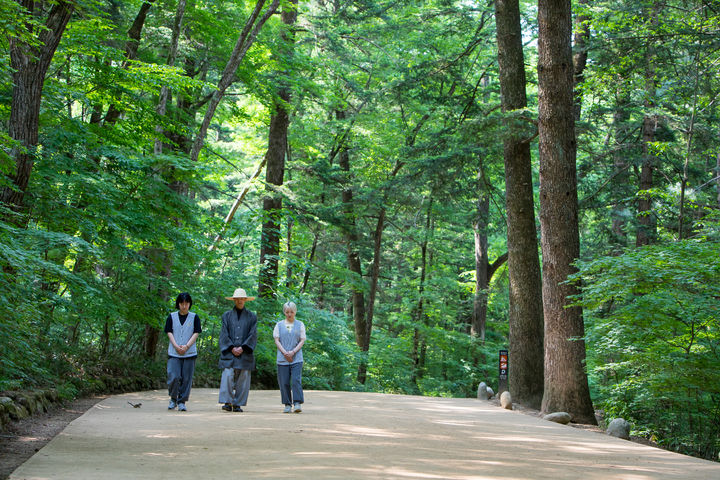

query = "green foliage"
[[2, 0, 720, 464], [572, 233, 720, 460]]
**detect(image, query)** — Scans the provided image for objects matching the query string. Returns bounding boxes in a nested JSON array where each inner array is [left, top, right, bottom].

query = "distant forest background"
[[1, 0, 718, 461]]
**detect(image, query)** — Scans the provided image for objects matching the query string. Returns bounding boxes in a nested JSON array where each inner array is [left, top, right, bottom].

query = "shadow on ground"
[[8, 389, 720, 480]]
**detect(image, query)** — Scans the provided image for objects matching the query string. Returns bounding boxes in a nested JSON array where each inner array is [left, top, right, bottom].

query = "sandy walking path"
[[9, 389, 720, 479]]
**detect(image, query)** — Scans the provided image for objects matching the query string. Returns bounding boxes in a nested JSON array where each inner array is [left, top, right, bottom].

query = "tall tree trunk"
[[495, 0, 545, 409], [472, 173, 509, 342], [537, 0, 596, 424], [358, 207, 386, 383], [471, 192, 489, 342], [412, 198, 433, 385], [637, 116, 656, 246], [140, 2, 189, 353], [678, 52, 701, 241], [340, 106, 420, 382], [257, 117, 286, 297], [636, 1, 659, 247], [258, 0, 298, 298], [102, 318, 111, 355], [2, 1, 74, 220], [336, 110, 368, 372], [610, 90, 630, 251]]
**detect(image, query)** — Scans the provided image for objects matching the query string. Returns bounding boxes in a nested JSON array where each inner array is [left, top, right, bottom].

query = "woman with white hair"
[[273, 301, 306, 413]]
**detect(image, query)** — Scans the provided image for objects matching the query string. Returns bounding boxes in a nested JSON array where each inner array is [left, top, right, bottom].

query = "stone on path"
[[477, 382, 489, 400], [486, 386, 494, 398], [544, 412, 572, 424], [500, 391, 512, 410], [607, 418, 631, 439]]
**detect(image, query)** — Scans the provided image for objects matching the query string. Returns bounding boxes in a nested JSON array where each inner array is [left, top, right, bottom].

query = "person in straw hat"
[[218, 287, 258, 412]]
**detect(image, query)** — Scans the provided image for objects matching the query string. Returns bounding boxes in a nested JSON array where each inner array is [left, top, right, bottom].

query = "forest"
[[1, 0, 719, 462]]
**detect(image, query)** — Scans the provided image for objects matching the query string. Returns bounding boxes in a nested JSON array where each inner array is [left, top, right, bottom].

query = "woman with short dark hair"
[[165, 292, 201, 411]]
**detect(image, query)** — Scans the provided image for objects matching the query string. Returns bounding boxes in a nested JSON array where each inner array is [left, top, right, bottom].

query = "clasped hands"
[[174, 344, 190, 355], [232, 346, 244, 357]]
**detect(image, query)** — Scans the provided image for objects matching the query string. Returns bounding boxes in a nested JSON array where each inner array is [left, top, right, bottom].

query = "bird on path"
[[127, 401, 142, 408]]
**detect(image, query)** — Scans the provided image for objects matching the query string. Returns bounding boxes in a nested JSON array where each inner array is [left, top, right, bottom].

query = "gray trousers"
[[277, 362, 304, 405], [167, 356, 196, 403], [219, 368, 251, 406]]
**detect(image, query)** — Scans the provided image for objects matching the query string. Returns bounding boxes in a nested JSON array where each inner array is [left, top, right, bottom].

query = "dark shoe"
[[221, 403, 232, 412], [233, 406, 243, 412]]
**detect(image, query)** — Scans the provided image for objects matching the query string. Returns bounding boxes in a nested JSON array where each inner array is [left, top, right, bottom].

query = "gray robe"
[[218, 307, 258, 370]]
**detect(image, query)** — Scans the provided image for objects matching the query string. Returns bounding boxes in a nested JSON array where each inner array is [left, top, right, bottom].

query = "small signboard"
[[498, 349, 508, 393]]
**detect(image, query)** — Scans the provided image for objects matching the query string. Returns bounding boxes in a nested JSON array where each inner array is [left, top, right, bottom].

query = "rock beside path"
[[477, 382, 489, 400], [544, 412, 572, 424], [500, 391, 512, 410], [607, 418, 631, 439], [476, 382, 496, 401]]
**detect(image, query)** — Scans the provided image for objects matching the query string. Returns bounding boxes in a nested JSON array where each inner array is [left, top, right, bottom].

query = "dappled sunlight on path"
[[9, 389, 720, 479]]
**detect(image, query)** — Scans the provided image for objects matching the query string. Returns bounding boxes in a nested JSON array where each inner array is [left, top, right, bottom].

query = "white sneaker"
[[293, 403, 302, 413], [283, 404, 292, 413]]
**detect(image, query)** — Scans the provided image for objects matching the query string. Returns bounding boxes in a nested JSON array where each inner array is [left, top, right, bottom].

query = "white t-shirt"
[[273, 320, 306, 339]]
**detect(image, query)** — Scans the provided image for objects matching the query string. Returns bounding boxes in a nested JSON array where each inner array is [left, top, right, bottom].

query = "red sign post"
[[498, 349, 508, 394]]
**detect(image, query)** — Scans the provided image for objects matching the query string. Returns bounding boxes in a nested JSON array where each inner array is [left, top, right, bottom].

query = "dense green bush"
[[574, 234, 720, 460]]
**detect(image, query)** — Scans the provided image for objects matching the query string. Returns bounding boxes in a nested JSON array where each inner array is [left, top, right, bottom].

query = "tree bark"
[[471, 193, 489, 341], [2, 1, 74, 219], [610, 90, 630, 251], [537, 0, 596, 424], [637, 115, 656, 246], [257, 108, 287, 297], [337, 118, 367, 361], [636, 1, 659, 247], [679, 55, 700, 241], [258, 0, 298, 298], [495, 0, 545, 409], [357, 207, 386, 383], [412, 198, 433, 385]]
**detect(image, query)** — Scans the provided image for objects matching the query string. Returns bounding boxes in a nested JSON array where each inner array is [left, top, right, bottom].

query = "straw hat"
[[225, 288, 256, 301]]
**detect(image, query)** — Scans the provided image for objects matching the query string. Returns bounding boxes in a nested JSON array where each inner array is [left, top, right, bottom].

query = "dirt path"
[[7, 389, 720, 479], [0, 396, 106, 480]]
